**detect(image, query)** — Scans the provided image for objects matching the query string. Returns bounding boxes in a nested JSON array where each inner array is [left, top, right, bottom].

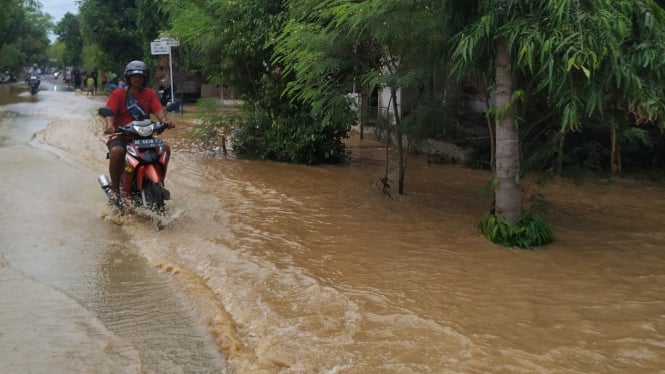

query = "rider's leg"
[[108, 144, 125, 195], [162, 143, 172, 200], [163, 144, 171, 176]]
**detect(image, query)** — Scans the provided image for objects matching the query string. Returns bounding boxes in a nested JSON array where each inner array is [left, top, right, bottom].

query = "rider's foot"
[[163, 187, 171, 200], [108, 193, 121, 207]]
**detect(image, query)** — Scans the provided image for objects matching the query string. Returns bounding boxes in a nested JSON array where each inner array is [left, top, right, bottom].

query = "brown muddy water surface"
[[1, 80, 665, 373]]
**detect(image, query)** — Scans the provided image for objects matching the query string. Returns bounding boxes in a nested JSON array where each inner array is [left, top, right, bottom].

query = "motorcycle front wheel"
[[143, 181, 165, 215]]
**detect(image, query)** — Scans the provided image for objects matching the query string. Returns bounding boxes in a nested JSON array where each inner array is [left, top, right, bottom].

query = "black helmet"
[[124, 60, 149, 86]]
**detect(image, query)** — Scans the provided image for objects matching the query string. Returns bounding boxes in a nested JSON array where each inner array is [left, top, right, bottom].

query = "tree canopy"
[[53, 12, 82, 66], [0, 0, 52, 71]]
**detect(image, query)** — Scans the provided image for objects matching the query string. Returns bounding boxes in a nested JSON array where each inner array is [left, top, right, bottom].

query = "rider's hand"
[[164, 119, 175, 129]]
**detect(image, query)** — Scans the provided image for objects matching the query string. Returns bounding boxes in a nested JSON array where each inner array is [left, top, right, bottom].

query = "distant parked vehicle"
[[0, 70, 17, 83], [64, 66, 73, 85]]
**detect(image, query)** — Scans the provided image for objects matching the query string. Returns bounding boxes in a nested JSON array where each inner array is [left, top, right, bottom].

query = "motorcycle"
[[97, 107, 170, 215], [0, 70, 16, 83], [29, 75, 40, 95]]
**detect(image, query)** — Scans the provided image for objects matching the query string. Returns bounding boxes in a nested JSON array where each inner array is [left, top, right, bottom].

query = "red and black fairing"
[[122, 137, 169, 200], [106, 119, 169, 202]]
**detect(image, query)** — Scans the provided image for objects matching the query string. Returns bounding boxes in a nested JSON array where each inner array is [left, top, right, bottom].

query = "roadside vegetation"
[[4, 0, 665, 248]]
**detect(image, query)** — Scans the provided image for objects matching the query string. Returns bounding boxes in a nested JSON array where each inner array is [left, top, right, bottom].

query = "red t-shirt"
[[106, 87, 163, 128]]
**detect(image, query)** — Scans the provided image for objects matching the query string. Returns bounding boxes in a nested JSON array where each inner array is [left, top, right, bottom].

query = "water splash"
[[127, 205, 186, 231], [101, 209, 127, 225]]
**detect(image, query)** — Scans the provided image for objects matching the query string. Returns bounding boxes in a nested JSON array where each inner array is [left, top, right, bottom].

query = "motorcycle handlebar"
[[112, 120, 168, 135], [100, 108, 171, 136]]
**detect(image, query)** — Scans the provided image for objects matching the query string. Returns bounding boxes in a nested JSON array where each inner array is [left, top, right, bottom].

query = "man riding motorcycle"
[[25, 63, 41, 83], [103, 60, 175, 203]]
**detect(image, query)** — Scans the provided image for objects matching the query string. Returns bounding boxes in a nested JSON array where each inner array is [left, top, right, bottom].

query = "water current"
[[1, 79, 664, 373]]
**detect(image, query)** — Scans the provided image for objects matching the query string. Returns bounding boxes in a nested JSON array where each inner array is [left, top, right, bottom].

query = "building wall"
[[377, 86, 401, 124]]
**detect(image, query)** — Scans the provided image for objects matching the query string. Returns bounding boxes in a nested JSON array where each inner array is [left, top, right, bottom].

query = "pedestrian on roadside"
[[73, 66, 82, 89], [101, 71, 108, 91], [92, 68, 99, 90], [85, 74, 95, 96]]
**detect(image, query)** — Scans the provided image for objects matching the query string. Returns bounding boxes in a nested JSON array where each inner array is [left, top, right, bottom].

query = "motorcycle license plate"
[[133, 138, 163, 149]]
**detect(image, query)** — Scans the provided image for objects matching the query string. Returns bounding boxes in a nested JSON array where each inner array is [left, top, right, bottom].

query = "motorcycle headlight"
[[134, 123, 155, 137]]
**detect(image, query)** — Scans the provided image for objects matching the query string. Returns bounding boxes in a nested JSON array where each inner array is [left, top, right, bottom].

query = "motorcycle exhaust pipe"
[[98, 174, 114, 198]]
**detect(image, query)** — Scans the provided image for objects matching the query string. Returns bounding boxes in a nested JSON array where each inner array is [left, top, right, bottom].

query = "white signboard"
[[150, 42, 170, 55], [151, 37, 179, 55], [161, 37, 179, 47], [149, 37, 180, 107]]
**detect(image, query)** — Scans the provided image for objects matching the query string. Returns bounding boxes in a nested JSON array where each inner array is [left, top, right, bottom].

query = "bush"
[[232, 76, 353, 164], [478, 213, 553, 249], [188, 98, 242, 156]]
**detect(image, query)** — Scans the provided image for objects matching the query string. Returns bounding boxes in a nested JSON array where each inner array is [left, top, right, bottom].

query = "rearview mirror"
[[166, 101, 180, 113], [98, 107, 114, 117]]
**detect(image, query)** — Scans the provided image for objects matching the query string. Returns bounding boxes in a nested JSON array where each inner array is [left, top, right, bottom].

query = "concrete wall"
[[201, 84, 219, 98], [377, 86, 401, 124]]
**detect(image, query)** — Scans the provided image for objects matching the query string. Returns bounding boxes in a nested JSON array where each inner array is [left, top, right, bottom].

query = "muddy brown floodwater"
[[2, 78, 665, 373]]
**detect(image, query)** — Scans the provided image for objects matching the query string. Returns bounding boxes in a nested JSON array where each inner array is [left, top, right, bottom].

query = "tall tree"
[[0, 0, 19, 47], [0, 0, 52, 70], [164, 0, 286, 97], [53, 13, 82, 66], [79, 0, 166, 73], [452, 0, 665, 245], [166, 0, 351, 163]]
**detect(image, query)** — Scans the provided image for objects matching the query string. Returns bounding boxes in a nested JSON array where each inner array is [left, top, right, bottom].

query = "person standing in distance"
[[91, 67, 99, 91], [103, 60, 175, 202]]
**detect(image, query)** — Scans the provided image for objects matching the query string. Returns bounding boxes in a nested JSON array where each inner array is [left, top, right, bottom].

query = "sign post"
[[151, 37, 180, 110]]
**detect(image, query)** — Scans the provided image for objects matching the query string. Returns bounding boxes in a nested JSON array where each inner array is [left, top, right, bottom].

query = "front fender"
[[136, 163, 164, 191]]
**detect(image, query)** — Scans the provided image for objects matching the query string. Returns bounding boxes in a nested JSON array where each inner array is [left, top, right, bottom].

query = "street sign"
[[149, 37, 180, 109], [160, 37, 179, 47], [150, 42, 170, 55], [151, 37, 179, 55]]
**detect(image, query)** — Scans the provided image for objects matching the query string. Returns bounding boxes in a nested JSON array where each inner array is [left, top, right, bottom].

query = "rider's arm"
[[104, 116, 115, 134], [148, 89, 175, 128], [104, 90, 122, 134], [154, 108, 175, 128], [154, 108, 167, 123]]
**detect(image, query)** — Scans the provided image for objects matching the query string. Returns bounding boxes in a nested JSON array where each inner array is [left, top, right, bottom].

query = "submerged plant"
[[189, 98, 239, 155], [478, 213, 553, 249]]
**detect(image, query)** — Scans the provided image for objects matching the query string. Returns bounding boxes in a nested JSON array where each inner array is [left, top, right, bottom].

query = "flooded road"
[[0, 81, 224, 373], [2, 78, 665, 373]]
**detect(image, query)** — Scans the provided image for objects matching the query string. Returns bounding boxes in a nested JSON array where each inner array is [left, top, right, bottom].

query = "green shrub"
[[189, 98, 238, 153], [232, 89, 353, 164], [478, 213, 553, 249]]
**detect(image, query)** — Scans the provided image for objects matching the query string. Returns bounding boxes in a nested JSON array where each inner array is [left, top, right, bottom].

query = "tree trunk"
[[444, 77, 460, 140], [556, 128, 566, 176], [361, 82, 369, 140], [494, 37, 521, 224], [380, 93, 392, 197], [610, 116, 622, 175], [390, 87, 406, 194], [482, 92, 495, 172]]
